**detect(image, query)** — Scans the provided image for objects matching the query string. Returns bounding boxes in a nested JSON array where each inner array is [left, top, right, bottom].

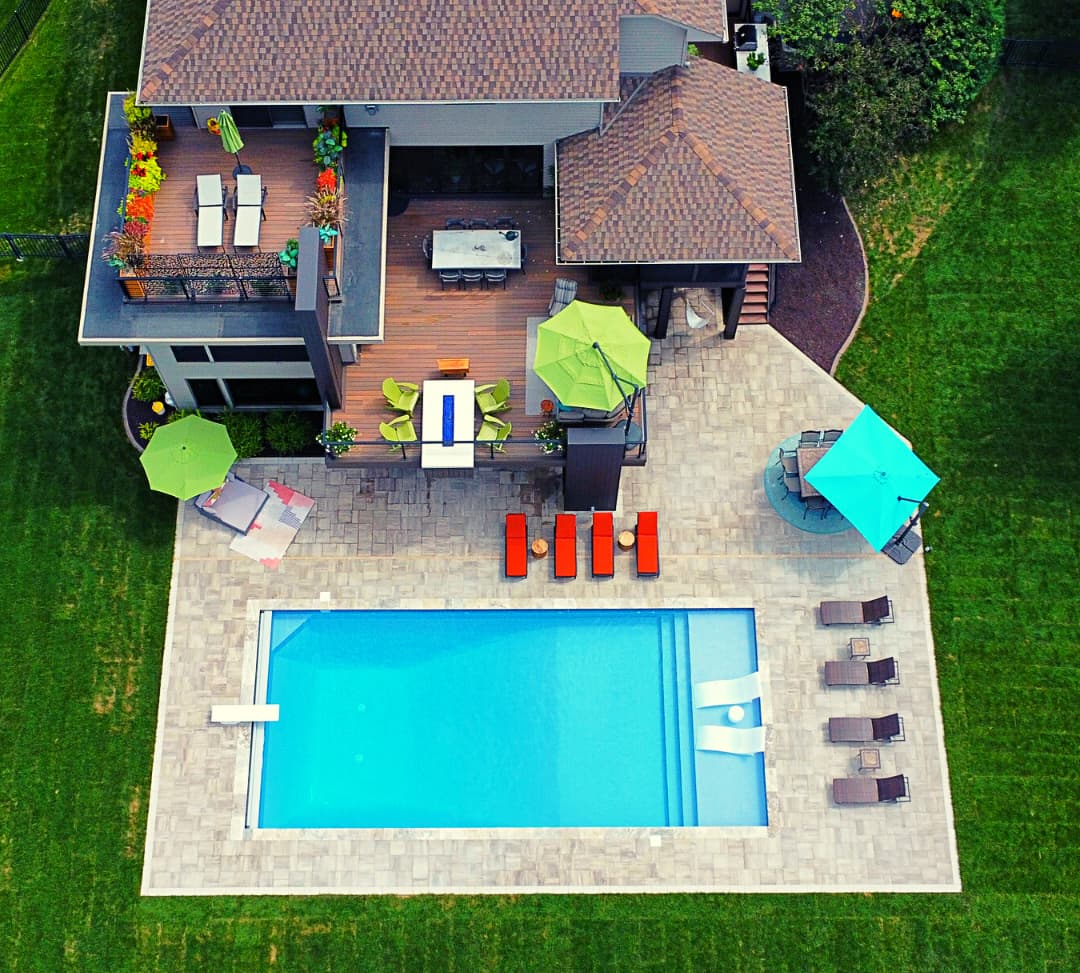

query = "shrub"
[[131, 365, 166, 402], [307, 189, 347, 230], [534, 418, 565, 454], [312, 124, 348, 168], [138, 421, 158, 441], [122, 91, 155, 138], [167, 408, 201, 423], [102, 227, 145, 269], [218, 411, 264, 460], [265, 411, 310, 456], [755, 0, 855, 61]]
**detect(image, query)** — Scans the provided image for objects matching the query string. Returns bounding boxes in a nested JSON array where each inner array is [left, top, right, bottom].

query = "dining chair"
[[484, 268, 507, 290], [494, 216, 516, 230], [460, 269, 484, 289], [421, 234, 432, 264], [800, 430, 822, 446], [803, 495, 829, 518], [518, 241, 529, 274], [467, 218, 490, 229], [445, 218, 467, 230], [822, 428, 843, 443], [438, 269, 462, 290]]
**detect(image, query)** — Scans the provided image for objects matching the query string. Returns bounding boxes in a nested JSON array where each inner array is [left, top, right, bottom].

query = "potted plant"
[[278, 238, 299, 294], [312, 124, 347, 169], [316, 419, 357, 457], [307, 190, 347, 269], [534, 418, 565, 455]]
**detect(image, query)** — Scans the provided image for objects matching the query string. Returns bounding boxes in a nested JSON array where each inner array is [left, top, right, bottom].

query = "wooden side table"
[[857, 748, 881, 773], [849, 637, 871, 659], [530, 538, 549, 559], [437, 357, 470, 378], [617, 530, 636, 551]]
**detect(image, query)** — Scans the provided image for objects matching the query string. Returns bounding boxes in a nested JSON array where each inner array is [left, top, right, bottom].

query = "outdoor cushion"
[[505, 513, 527, 578], [554, 513, 577, 579], [591, 511, 614, 578], [636, 511, 659, 577]]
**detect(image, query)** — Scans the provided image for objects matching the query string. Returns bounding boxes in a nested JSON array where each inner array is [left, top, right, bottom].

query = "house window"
[[172, 345, 210, 362], [225, 378, 321, 408], [188, 379, 227, 408], [207, 344, 309, 363], [229, 106, 306, 128]]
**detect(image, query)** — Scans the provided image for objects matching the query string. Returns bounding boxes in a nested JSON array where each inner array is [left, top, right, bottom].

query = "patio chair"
[[832, 774, 910, 804], [824, 658, 899, 686], [421, 234, 432, 264], [799, 429, 821, 446], [461, 269, 485, 289], [505, 513, 528, 578], [819, 596, 894, 625], [591, 511, 614, 578], [378, 414, 417, 445], [519, 241, 529, 274], [554, 513, 578, 579], [547, 277, 578, 317], [822, 428, 844, 443], [439, 269, 462, 290], [382, 377, 419, 413], [445, 218, 467, 229], [803, 494, 829, 518], [475, 379, 511, 414], [484, 268, 507, 289], [636, 511, 660, 577], [195, 174, 226, 249], [476, 415, 511, 452], [193, 471, 267, 534], [494, 216, 516, 230], [467, 218, 490, 229], [828, 714, 905, 743], [232, 184, 266, 250], [777, 448, 800, 488]]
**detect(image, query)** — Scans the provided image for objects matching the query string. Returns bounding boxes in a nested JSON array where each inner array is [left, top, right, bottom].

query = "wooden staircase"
[[738, 263, 770, 325]]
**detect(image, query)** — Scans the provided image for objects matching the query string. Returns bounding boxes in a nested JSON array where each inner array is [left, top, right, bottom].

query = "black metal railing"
[[0, 0, 49, 78], [116, 251, 293, 302], [0, 232, 89, 261]]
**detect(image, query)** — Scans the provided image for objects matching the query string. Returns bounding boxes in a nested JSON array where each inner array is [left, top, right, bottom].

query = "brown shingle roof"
[[625, 0, 726, 40], [556, 60, 801, 264], [139, 0, 627, 104]]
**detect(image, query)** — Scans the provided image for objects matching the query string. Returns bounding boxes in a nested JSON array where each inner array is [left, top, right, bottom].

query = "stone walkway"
[[142, 326, 960, 894]]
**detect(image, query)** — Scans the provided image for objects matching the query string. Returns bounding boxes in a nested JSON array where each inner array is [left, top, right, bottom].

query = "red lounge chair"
[[505, 513, 527, 578], [591, 512, 614, 578], [636, 511, 659, 577], [554, 513, 577, 579]]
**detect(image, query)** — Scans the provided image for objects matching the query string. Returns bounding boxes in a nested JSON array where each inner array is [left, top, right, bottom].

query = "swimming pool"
[[255, 608, 766, 829]]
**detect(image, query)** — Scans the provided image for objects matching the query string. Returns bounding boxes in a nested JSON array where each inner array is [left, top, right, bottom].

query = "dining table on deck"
[[431, 229, 522, 270], [420, 379, 476, 469]]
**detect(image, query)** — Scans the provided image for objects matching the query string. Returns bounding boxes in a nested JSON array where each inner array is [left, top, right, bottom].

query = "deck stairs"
[[738, 263, 771, 326]]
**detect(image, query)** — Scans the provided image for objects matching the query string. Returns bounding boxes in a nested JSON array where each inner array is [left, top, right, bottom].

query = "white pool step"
[[210, 703, 279, 725], [692, 671, 761, 709]]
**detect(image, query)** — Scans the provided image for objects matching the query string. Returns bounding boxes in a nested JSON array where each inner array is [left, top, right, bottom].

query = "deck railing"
[[0, 0, 49, 79], [0, 231, 89, 261]]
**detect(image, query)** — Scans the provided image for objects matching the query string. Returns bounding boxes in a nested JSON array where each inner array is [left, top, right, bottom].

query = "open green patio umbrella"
[[805, 405, 939, 551], [533, 301, 651, 412], [139, 415, 237, 500], [216, 109, 247, 172]]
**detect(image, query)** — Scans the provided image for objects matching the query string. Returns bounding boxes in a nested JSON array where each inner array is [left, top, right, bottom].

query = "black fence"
[[0, 0, 49, 78], [1001, 38, 1080, 70], [0, 232, 89, 261]]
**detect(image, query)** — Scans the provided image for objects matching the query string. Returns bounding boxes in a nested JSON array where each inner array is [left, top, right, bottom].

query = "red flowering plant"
[[124, 191, 155, 223], [316, 167, 337, 194]]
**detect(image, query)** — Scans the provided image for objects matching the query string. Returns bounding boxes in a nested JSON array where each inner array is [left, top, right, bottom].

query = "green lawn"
[[1, 3, 1078, 971]]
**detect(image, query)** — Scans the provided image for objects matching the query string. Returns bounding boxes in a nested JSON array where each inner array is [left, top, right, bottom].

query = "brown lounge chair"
[[833, 774, 910, 804], [819, 596, 893, 625], [505, 513, 527, 578], [591, 512, 614, 578], [824, 658, 899, 686], [828, 714, 905, 743], [554, 513, 577, 579]]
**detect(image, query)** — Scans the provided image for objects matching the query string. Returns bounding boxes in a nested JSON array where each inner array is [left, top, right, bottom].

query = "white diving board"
[[210, 703, 279, 725]]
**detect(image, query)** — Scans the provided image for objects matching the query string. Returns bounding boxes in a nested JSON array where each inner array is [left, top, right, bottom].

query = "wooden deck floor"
[[332, 196, 631, 445], [150, 127, 314, 257]]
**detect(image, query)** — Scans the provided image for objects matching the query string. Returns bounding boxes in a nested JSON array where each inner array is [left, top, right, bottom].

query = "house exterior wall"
[[618, 17, 687, 72], [342, 102, 602, 145]]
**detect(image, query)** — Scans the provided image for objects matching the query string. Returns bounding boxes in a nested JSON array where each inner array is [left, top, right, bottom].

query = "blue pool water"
[[258, 608, 766, 829]]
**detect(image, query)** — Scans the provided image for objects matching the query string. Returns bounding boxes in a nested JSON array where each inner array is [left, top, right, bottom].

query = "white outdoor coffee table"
[[421, 379, 476, 468], [431, 230, 521, 270]]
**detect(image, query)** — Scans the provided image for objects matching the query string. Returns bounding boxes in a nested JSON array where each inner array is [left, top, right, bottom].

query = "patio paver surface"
[[143, 325, 960, 894]]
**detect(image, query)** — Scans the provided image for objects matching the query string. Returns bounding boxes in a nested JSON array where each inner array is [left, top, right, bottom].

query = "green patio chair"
[[476, 415, 512, 452], [379, 414, 417, 445], [382, 377, 419, 413], [475, 378, 511, 415]]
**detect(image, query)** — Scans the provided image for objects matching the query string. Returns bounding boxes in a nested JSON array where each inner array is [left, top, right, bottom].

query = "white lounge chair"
[[695, 724, 766, 754], [233, 173, 265, 249], [195, 174, 225, 249], [693, 671, 761, 709]]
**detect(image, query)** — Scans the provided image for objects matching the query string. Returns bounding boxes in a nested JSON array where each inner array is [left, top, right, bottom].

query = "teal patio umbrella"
[[139, 415, 237, 500], [805, 405, 939, 551], [216, 109, 248, 173], [533, 301, 650, 413]]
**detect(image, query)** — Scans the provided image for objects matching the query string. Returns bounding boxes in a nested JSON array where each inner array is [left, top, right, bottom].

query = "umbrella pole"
[[592, 342, 638, 432]]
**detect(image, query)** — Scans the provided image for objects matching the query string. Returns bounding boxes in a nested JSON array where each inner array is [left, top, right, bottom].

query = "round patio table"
[[763, 435, 854, 535]]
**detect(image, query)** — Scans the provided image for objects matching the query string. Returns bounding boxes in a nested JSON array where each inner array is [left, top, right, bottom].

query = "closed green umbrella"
[[534, 301, 650, 412], [216, 109, 247, 172], [139, 415, 237, 500]]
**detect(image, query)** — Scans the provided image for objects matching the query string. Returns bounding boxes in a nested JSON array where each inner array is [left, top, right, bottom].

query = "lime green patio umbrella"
[[139, 415, 237, 500], [534, 301, 651, 412], [216, 109, 248, 173]]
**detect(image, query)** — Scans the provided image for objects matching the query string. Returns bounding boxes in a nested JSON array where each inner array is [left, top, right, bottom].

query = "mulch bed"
[[769, 146, 866, 373]]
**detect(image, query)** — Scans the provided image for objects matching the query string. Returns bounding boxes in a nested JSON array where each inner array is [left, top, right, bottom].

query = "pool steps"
[[658, 614, 697, 826]]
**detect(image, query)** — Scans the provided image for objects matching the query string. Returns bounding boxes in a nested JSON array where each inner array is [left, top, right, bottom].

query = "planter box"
[[119, 269, 145, 298]]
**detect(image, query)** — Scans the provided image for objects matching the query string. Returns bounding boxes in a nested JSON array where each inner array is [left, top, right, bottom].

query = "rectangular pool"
[[256, 608, 765, 829]]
